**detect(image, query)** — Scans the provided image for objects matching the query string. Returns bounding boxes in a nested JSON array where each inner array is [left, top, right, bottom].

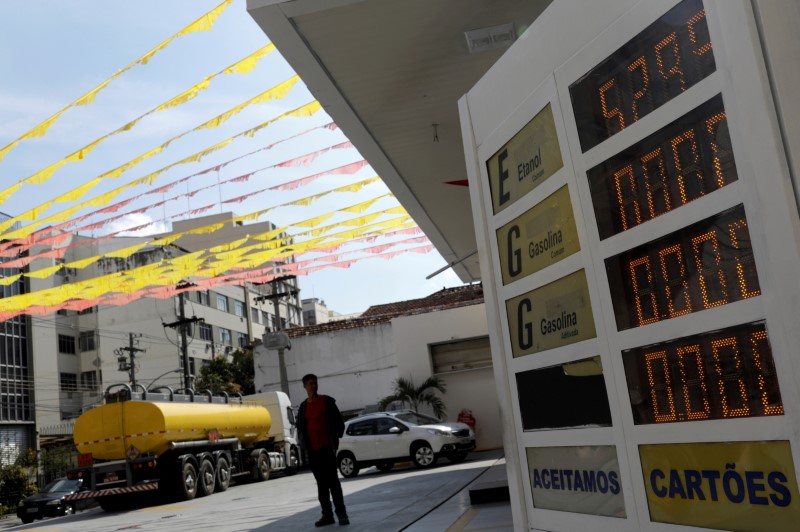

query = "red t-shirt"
[[306, 395, 331, 451]]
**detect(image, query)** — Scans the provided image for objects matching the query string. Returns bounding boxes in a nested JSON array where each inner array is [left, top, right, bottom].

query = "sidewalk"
[[404, 454, 513, 531]]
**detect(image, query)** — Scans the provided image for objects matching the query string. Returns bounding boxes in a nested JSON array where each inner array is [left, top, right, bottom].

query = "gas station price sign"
[[623, 321, 783, 425], [587, 95, 736, 239], [569, 0, 716, 153], [606, 205, 760, 331]]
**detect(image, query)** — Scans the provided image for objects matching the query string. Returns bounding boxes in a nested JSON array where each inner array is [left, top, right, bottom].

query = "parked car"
[[16, 478, 95, 524], [337, 411, 476, 478]]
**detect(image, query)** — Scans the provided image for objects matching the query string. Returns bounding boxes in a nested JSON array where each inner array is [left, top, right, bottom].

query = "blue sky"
[[0, 0, 462, 315]]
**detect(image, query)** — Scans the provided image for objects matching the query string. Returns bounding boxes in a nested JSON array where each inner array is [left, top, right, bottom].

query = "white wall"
[[254, 322, 396, 412], [392, 304, 501, 450]]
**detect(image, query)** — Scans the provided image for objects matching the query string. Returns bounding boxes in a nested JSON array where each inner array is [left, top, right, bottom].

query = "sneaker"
[[315, 515, 335, 527], [338, 515, 350, 526]]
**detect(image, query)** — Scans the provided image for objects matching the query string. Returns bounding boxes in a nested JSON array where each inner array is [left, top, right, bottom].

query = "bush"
[[0, 465, 37, 516]]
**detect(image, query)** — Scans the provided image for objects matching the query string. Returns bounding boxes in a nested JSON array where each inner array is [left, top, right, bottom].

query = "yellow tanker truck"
[[65, 384, 301, 511]]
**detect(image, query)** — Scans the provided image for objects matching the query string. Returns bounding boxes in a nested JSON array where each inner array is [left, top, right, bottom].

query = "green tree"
[[194, 345, 255, 395], [378, 376, 447, 419]]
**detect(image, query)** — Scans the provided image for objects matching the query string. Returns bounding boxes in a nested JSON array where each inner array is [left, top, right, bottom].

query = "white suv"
[[336, 411, 476, 478]]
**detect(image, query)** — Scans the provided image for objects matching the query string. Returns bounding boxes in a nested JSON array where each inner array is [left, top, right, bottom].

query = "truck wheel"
[[179, 462, 198, 500], [98, 495, 128, 512], [412, 442, 437, 468], [198, 459, 216, 497], [253, 452, 270, 482], [20, 517, 34, 524], [285, 446, 299, 476], [337, 452, 359, 478], [215, 456, 231, 492]]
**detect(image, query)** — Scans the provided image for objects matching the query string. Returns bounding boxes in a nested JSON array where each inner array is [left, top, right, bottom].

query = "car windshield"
[[392, 412, 442, 425], [43, 479, 80, 493]]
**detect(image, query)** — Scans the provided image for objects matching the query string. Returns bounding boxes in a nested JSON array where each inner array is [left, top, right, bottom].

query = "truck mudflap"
[[64, 482, 158, 501]]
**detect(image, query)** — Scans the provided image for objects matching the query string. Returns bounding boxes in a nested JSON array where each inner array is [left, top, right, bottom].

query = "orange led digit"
[[711, 337, 750, 418], [691, 229, 729, 309], [623, 322, 783, 425], [645, 350, 677, 422], [600, 78, 626, 137], [627, 56, 650, 121], [630, 256, 660, 325], [677, 345, 710, 421], [641, 147, 670, 219], [658, 244, 692, 318], [671, 129, 704, 205], [612, 164, 640, 230]]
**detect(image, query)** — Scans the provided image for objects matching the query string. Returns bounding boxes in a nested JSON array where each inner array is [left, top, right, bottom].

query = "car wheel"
[[178, 462, 198, 501], [20, 517, 34, 524], [198, 459, 216, 497], [375, 462, 393, 472], [412, 442, 437, 468], [63, 503, 75, 516], [337, 452, 360, 478], [447, 451, 469, 463], [215, 456, 231, 492]]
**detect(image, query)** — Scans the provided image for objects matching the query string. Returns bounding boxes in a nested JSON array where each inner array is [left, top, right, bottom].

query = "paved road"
[[0, 451, 503, 532]]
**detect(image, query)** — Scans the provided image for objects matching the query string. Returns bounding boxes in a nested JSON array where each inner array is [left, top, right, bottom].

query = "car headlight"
[[46, 499, 63, 506], [427, 429, 451, 436]]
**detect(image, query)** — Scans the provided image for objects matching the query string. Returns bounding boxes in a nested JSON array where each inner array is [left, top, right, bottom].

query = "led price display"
[[588, 95, 736, 239], [623, 322, 783, 425], [569, 0, 716, 153], [606, 205, 760, 330]]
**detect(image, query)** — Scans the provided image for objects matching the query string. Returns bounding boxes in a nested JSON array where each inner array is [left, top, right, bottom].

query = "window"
[[216, 294, 229, 312], [199, 322, 212, 341], [376, 418, 406, 435], [79, 331, 96, 352], [56, 309, 68, 316], [80, 371, 98, 391], [78, 306, 94, 315], [58, 334, 76, 355], [251, 307, 260, 323], [219, 328, 232, 345], [237, 332, 248, 348], [262, 311, 270, 325], [430, 336, 492, 374], [234, 300, 245, 317], [346, 419, 375, 436], [59, 373, 77, 392], [198, 291, 209, 305]]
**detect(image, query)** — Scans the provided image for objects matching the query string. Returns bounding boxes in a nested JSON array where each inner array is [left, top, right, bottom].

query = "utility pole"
[[163, 282, 204, 390], [115, 333, 145, 390], [255, 275, 298, 397]]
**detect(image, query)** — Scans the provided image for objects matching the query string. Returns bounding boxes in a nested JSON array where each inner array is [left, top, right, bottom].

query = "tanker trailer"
[[65, 384, 290, 511]]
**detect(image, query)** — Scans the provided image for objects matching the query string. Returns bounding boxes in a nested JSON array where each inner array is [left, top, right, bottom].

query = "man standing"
[[297, 373, 349, 527]]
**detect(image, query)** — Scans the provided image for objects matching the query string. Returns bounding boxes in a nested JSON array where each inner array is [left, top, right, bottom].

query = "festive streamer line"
[[1, 174, 384, 279], [0, 74, 302, 227], [0, 99, 323, 240], [0, 210, 414, 318], [0, 44, 277, 206], [0, 0, 235, 164], [0, 122, 339, 257]]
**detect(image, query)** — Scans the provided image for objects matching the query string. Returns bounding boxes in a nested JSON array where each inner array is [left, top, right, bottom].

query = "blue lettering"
[[684, 469, 705, 500], [701, 470, 721, 501], [745, 471, 768, 506], [541, 468, 551, 489], [532, 468, 542, 489], [723, 466, 745, 504], [597, 471, 609, 493], [668, 470, 687, 499], [563, 469, 574, 491], [573, 470, 584, 491], [651, 469, 667, 497], [582, 470, 597, 492], [768, 472, 791, 507], [609, 471, 621, 495], [551, 469, 561, 490]]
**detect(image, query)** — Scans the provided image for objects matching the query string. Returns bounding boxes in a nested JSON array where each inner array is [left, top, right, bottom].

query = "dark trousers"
[[308, 445, 346, 517]]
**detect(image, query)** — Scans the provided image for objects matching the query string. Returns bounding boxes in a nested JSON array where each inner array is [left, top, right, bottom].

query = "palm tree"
[[378, 376, 447, 419]]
